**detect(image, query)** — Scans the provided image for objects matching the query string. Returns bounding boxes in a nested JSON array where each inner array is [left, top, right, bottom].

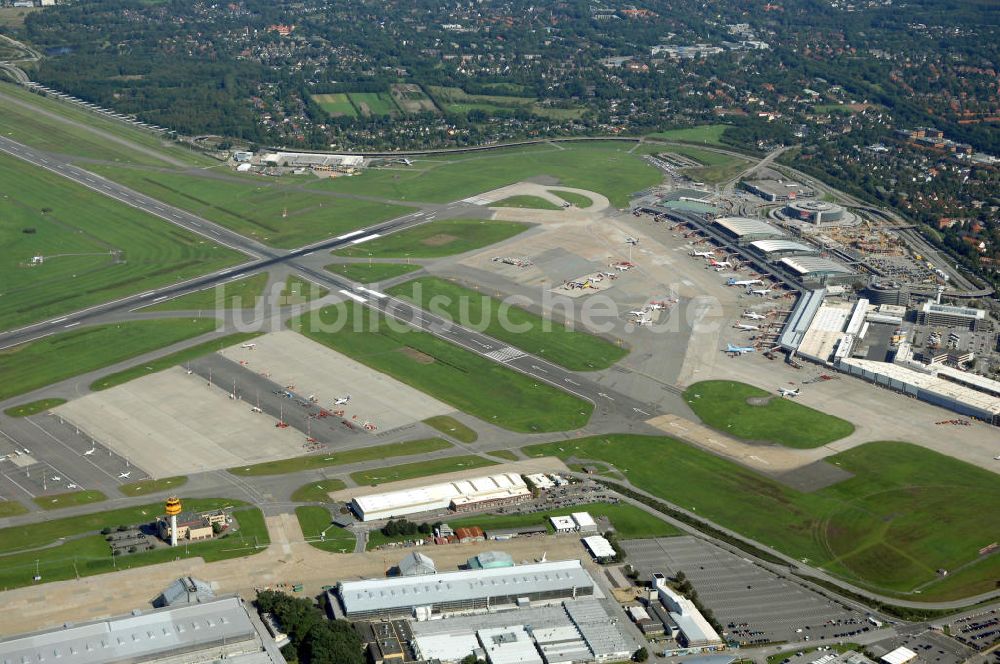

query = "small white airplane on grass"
[[778, 387, 800, 397], [118, 472, 131, 479], [333, 395, 351, 405], [734, 323, 759, 331], [726, 343, 755, 355], [241, 342, 257, 350], [743, 311, 767, 320]]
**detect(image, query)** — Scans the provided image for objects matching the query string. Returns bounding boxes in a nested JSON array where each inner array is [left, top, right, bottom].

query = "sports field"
[[3, 398, 66, 417], [684, 380, 854, 448], [492, 195, 562, 210], [85, 165, 409, 248], [295, 506, 356, 552], [0, 498, 268, 590], [90, 331, 261, 391], [332, 219, 530, 259], [325, 262, 421, 283], [523, 436, 1000, 600], [447, 502, 681, 539], [315, 141, 663, 208], [0, 318, 217, 400], [388, 277, 627, 371], [295, 304, 593, 432], [291, 479, 347, 503], [348, 92, 399, 117], [145, 273, 269, 311], [350, 454, 497, 486], [311, 93, 358, 117], [228, 438, 453, 476], [0, 154, 241, 330], [281, 274, 328, 304], [423, 415, 478, 443]]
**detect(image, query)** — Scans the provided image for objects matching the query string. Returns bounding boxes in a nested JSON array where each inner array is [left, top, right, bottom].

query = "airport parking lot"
[[873, 629, 974, 664], [947, 609, 998, 651], [621, 537, 866, 645]]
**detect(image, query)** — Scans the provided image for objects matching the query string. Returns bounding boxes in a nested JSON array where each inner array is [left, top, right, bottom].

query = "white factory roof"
[[352, 472, 528, 520], [714, 216, 787, 237], [550, 515, 576, 531], [413, 633, 480, 662], [479, 626, 543, 664], [779, 256, 854, 276], [880, 647, 918, 664], [582, 535, 616, 558], [839, 359, 1000, 416], [673, 613, 724, 646], [525, 473, 555, 489], [796, 301, 853, 363], [920, 302, 986, 320], [749, 239, 818, 255], [935, 366, 1000, 395], [338, 560, 595, 616]]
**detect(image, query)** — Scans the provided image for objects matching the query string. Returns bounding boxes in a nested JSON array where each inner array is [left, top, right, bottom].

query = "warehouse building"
[[740, 179, 815, 202], [399, 552, 437, 576], [654, 583, 723, 649], [748, 239, 820, 261], [713, 217, 788, 244], [350, 473, 531, 521], [0, 596, 286, 664], [777, 256, 856, 286], [468, 551, 515, 570], [334, 559, 597, 620], [916, 302, 987, 331], [783, 200, 846, 224]]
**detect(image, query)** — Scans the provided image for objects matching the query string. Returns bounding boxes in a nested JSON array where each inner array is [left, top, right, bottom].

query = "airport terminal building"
[[712, 217, 788, 244], [350, 473, 532, 522]]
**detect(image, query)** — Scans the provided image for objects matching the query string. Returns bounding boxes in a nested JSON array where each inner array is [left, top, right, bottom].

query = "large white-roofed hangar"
[[350, 473, 532, 521], [712, 217, 787, 244]]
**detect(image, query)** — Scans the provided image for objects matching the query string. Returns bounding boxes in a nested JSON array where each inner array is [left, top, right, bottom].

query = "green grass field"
[[295, 305, 593, 432], [491, 195, 562, 210], [85, 165, 409, 248], [523, 436, 1000, 600], [228, 438, 453, 476], [0, 498, 268, 590], [0, 319, 216, 400], [0, 154, 241, 330], [145, 273, 269, 311], [0, 6, 40, 27], [684, 380, 854, 448], [348, 92, 399, 116], [33, 490, 107, 510], [295, 506, 356, 552], [290, 479, 347, 503], [281, 274, 328, 304], [423, 415, 478, 443], [387, 277, 627, 371], [351, 454, 496, 486], [325, 262, 421, 283], [658, 145, 749, 184], [3, 398, 67, 417], [448, 502, 681, 539], [0, 500, 28, 517], [486, 449, 519, 461], [649, 124, 730, 146], [548, 190, 592, 207], [314, 142, 663, 208], [311, 93, 359, 117], [118, 476, 188, 497], [90, 331, 261, 391], [332, 219, 530, 259]]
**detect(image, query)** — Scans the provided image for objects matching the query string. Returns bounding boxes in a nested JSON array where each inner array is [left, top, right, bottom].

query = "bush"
[[634, 647, 649, 662], [100, 527, 112, 535]]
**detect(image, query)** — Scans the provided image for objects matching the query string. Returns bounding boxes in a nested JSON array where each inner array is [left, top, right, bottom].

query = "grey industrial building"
[[712, 217, 788, 244], [334, 560, 597, 620], [917, 302, 988, 331], [740, 179, 815, 202], [778, 256, 857, 286], [748, 239, 819, 260], [0, 596, 286, 664]]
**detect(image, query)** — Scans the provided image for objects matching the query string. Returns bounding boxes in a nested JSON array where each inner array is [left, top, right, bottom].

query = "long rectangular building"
[[335, 560, 596, 620], [351, 473, 531, 521]]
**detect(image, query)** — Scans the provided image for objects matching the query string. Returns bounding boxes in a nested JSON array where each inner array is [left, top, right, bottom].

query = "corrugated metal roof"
[[714, 217, 787, 237], [779, 256, 854, 275], [352, 473, 528, 520], [749, 239, 817, 254]]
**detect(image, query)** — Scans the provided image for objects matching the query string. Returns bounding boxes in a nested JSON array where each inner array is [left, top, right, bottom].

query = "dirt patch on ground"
[[746, 396, 774, 407], [400, 347, 435, 364], [421, 233, 458, 247]]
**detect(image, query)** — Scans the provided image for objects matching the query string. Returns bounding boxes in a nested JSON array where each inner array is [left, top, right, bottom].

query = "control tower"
[[164, 496, 182, 547]]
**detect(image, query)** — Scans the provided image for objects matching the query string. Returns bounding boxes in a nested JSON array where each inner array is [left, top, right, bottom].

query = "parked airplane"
[[625, 236, 639, 245], [710, 259, 732, 268], [333, 395, 351, 405], [778, 387, 800, 397], [734, 323, 759, 331], [748, 287, 772, 297], [725, 343, 755, 355], [83, 446, 96, 456], [743, 311, 767, 320], [118, 472, 131, 479], [66, 483, 78, 489], [691, 250, 715, 258], [727, 278, 763, 286], [250, 406, 263, 413], [241, 343, 257, 349]]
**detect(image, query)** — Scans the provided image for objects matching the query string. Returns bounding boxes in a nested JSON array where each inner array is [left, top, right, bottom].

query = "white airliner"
[[734, 323, 759, 331], [241, 342, 257, 349], [250, 406, 262, 413], [778, 388, 800, 397], [118, 472, 131, 479], [710, 259, 732, 269], [727, 278, 763, 287], [333, 395, 351, 405], [743, 311, 767, 320], [748, 287, 772, 297], [691, 250, 715, 258], [726, 343, 755, 355]]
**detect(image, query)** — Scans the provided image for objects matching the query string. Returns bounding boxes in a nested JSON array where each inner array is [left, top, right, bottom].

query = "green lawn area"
[[295, 506, 356, 553], [523, 436, 1000, 600], [90, 331, 261, 391], [295, 305, 593, 432], [423, 415, 478, 443], [332, 219, 530, 259], [0, 319, 216, 401], [0, 500, 28, 517], [228, 438, 453, 476], [548, 190, 593, 207], [4, 398, 67, 417], [314, 141, 663, 208], [85, 165, 409, 248], [448, 502, 681, 539], [684, 380, 854, 448], [662, 145, 749, 184], [325, 262, 421, 283], [486, 449, 519, 461], [348, 92, 399, 116], [144, 273, 269, 311], [491, 195, 562, 210], [0, 153, 241, 330], [291, 479, 347, 503], [0, 499, 268, 590], [388, 277, 627, 371], [0, 7, 40, 27], [311, 93, 358, 117], [351, 454, 497, 486], [281, 274, 329, 305], [118, 476, 188, 497], [0, 82, 213, 167], [33, 490, 106, 510], [648, 124, 730, 145]]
